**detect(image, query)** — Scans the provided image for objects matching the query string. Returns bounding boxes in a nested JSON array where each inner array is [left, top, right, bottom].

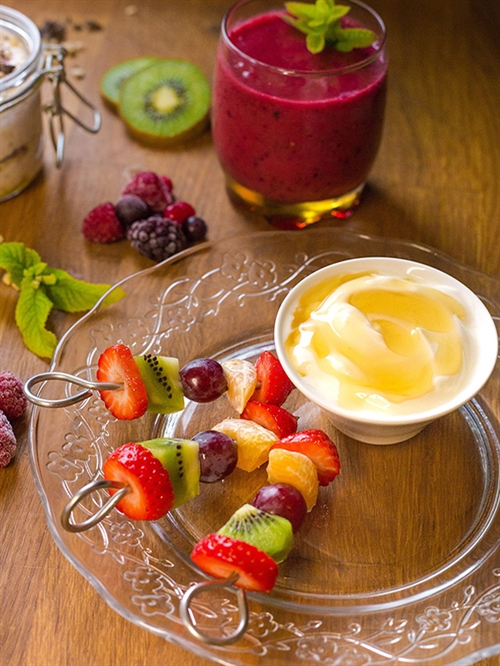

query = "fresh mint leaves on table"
[[284, 0, 377, 54], [0, 241, 125, 359]]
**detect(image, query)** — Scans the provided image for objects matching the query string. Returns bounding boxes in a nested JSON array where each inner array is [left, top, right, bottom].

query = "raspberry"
[[0, 410, 16, 468], [160, 175, 174, 194], [82, 202, 125, 243], [0, 371, 27, 419], [127, 216, 187, 262], [122, 171, 174, 213]]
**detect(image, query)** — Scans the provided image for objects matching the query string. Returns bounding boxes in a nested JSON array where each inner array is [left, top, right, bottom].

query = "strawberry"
[[103, 442, 174, 520], [270, 429, 340, 486], [251, 350, 295, 406], [241, 401, 298, 438], [190, 533, 279, 592], [97, 344, 148, 420]]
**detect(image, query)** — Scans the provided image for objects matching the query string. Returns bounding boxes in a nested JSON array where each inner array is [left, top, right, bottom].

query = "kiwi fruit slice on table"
[[118, 58, 211, 146], [140, 438, 200, 509], [100, 57, 161, 110], [218, 503, 294, 563], [134, 353, 185, 414]]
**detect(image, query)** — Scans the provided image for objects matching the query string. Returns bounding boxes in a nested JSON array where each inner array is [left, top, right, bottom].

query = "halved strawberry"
[[241, 401, 298, 438], [97, 344, 148, 420], [103, 442, 174, 520], [270, 429, 340, 486], [251, 350, 295, 406], [190, 533, 279, 592]]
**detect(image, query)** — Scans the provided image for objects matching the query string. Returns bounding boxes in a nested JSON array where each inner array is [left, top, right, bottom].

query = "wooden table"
[[1, 1, 499, 665]]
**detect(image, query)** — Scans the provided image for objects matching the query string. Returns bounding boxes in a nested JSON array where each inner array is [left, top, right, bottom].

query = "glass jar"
[[0, 5, 101, 203]]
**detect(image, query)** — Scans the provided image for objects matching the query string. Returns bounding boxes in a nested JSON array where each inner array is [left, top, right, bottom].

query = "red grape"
[[252, 483, 307, 532], [179, 358, 228, 403], [193, 430, 237, 483]]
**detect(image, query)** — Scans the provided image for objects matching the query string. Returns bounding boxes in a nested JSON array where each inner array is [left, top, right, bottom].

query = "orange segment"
[[212, 418, 278, 472], [267, 448, 318, 511], [222, 359, 258, 413]]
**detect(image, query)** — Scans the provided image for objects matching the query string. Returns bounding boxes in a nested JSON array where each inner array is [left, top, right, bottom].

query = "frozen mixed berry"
[[115, 194, 150, 228], [182, 216, 208, 243], [160, 175, 174, 194], [0, 371, 27, 420], [0, 410, 16, 468], [164, 201, 196, 224], [127, 216, 187, 262], [82, 202, 125, 243], [122, 171, 174, 212]]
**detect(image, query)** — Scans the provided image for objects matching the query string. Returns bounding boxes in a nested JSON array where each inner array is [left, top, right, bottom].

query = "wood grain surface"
[[1, 1, 499, 665]]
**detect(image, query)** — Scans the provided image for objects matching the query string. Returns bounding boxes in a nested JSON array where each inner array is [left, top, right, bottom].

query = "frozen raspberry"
[[160, 175, 174, 194], [0, 410, 16, 468], [164, 201, 196, 223], [127, 216, 187, 262], [82, 202, 125, 243], [122, 171, 174, 213], [0, 371, 27, 419]]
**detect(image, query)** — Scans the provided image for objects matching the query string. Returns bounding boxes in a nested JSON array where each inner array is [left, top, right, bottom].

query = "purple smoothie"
[[212, 10, 387, 204]]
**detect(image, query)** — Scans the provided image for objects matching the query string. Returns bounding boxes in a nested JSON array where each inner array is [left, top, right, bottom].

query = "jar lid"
[[0, 5, 43, 103]]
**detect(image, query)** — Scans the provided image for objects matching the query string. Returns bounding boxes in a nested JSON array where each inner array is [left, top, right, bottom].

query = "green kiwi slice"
[[134, 354, 184, 414], [118, 59, 211, 146], [140, 438, 200, 508], [218, 504, 294, 563], [100, 57, 161, 110]]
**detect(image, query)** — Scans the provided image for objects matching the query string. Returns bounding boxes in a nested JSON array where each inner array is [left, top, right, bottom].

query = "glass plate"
[[29, 229, 500, 666]]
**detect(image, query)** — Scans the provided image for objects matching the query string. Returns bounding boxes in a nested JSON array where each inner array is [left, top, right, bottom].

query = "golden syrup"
[[285, 272, 467, 412]]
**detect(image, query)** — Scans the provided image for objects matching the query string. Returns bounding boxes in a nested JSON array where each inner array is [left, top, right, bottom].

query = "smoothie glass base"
[[226, 175, 364, 229]]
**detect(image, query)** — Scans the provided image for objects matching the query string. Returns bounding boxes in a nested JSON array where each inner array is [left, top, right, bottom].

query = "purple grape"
[[115, 194, 150, 227], [182, 216, 208, 244], [193, 430, 237, 483], [252, 483, 307, 533], [179, 358, 228, 403]]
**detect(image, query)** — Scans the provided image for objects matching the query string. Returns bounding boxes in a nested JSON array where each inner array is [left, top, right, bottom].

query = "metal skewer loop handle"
[[24, 372, 122, 408], [61, 479, 131, 533], [180, 573, 249, 646]]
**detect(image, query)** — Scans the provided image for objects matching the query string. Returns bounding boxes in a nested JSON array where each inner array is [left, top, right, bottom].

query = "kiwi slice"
[[140, 437, 200, 508], [218, 504, 294, 563], [100, 57, 161, 110], [135, 353, 184, 414], [118, 59, 211, 146]]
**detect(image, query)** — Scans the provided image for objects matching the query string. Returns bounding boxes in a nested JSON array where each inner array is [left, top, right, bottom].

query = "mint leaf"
[[284, 0, 376, 54], [16, 271, 57, 359], [0, 242, 41, 288], [44, 268, 126, 313], [1, 240, 126, 359]]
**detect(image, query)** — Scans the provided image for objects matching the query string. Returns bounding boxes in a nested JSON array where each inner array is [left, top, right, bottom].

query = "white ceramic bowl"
[[275, 257, 498, 444]]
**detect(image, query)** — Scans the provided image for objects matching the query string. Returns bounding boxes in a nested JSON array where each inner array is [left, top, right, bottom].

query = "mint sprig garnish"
[[284, 0, 377, 54], [0, 241, 125, 359]]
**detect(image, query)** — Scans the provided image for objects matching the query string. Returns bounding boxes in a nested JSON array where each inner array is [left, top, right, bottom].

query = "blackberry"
[[128, 216, 187, 262]]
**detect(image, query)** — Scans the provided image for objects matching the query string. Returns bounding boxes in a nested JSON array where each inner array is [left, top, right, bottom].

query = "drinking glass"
[[212, 0, 388, 228]]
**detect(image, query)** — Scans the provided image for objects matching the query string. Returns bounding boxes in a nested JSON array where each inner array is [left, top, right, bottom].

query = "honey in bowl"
[[275, 258, 498, 444]]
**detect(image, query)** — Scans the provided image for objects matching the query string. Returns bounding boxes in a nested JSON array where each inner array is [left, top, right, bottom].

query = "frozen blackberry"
[[128, 216, 187, 262]]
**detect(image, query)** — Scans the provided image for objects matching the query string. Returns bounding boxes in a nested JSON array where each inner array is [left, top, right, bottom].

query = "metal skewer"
[[24, 372, 122, 408], [180, 573, 249, 646]]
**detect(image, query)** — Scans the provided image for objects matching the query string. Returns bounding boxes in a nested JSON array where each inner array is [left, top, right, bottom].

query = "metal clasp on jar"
[[41, 44, 101, 167]]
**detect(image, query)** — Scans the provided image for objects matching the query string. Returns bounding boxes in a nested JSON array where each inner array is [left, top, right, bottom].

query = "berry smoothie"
[[212, 6, 387, 208]]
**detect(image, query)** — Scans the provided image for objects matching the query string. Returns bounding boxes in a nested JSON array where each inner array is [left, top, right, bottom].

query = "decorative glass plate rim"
[[28, 229, 500, 666]]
